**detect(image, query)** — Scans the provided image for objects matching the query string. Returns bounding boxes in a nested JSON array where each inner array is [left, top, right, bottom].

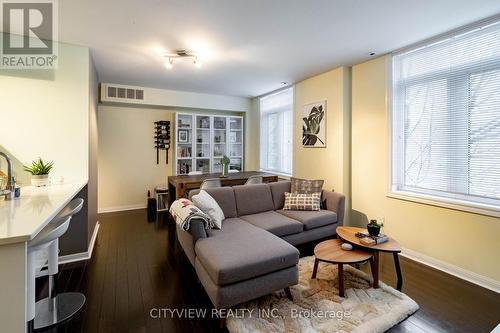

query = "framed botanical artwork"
[[178, 130, 189, 143], [302, 100, 326, 147]]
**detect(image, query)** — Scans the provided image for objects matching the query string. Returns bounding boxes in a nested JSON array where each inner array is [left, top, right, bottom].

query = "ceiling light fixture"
[[164, 50, 201, 69]]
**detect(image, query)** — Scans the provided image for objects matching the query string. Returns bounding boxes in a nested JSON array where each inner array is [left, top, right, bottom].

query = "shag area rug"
[[227, 256, 419, 333]]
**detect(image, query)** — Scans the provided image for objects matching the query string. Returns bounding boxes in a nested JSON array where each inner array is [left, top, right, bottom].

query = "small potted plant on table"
[[23, 157, 54, 187], [367, 219, 383, 237], [220, 155, 230, 177]]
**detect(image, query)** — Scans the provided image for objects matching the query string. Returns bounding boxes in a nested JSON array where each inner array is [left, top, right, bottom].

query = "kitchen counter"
[[0, 182, 86, 333], [0, 182, 86, 245]]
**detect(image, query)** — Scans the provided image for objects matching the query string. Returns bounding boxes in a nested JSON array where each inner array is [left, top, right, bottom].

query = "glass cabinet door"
[[176, 114, 193, 175], [228, 117, 243, 171], [213, 116, 227, 160], [195, 115, 211, 173]]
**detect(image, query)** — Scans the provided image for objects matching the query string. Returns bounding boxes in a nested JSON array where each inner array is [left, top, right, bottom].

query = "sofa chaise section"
[[194, 218, 299, 308]]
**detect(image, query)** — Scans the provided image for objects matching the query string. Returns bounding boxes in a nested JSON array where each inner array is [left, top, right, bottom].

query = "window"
[[392, 20, 500, 211], [260, 88, 293, 175]]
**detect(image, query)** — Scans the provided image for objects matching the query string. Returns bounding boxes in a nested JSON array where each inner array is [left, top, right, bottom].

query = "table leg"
[[311, 258, 319, 279], [372, 251, 380, 288], [393, 252, 403, 291], [177, 185, 185, 200], [338, 263, 345, 297], [168, 182, 176, 207], [369, 257, 375, 286]]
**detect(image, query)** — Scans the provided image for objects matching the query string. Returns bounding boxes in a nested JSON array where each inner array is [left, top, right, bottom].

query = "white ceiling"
[[59, 0, 500, 97]]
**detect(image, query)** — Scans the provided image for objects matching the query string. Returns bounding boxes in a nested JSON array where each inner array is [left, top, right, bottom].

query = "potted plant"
[[367, 219, 383, 237], [23, 158, 54, 187], [220, 155, 230, 177]]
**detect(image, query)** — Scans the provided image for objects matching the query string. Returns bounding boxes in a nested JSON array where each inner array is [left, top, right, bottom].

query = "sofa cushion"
[[192, 190, 225, 229], [195, 218, 299, 285], [203, 187, 238, 218], [269, 181, 291, 210], [290, 177, 324, 194], [277, 209, 337, 230], [233, 184, 274, 216], [240, 211, 304, 237]]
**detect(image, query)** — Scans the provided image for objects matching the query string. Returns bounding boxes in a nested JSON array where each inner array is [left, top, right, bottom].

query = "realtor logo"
[[0, 0, 58, 69]]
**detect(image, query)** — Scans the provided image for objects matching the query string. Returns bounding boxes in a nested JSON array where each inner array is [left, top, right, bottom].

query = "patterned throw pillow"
[[283, 192, 321, 211], [290, 177, 324, 194]]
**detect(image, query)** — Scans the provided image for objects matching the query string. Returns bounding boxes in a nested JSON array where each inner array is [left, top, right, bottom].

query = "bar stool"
[[27, 198, 86, 330]]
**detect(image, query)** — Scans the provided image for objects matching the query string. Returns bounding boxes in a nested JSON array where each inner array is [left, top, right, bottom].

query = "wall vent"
[[102, 84, 145, 102]]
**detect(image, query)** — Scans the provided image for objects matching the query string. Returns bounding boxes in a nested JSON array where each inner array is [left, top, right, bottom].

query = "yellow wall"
[[351, 55, 500, 282], [98, 105, 242, 211], [293, 67, 351, 218], [244, 98, 260, 171]]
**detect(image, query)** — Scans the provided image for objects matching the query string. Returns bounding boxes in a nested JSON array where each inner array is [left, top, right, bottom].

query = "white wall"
[[0, 42, 90, 184], [98, 105, 242, 211]]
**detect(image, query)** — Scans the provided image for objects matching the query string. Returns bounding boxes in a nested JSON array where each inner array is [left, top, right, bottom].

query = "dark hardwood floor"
[[36, 209, 500, 333]]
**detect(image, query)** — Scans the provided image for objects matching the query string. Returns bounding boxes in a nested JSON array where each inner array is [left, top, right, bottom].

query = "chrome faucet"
[[0, 152, 15, 200]]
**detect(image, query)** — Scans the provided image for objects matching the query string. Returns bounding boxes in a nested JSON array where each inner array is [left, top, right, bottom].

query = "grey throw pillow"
[[290, 177, 324, 194]]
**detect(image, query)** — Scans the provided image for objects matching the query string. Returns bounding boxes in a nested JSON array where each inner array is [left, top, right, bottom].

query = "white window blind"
[[392, 20, 500, 210], [260, 88, 293, 175]]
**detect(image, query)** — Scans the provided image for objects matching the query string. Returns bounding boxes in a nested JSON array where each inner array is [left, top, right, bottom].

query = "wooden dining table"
[[167, 171, 279, 206]]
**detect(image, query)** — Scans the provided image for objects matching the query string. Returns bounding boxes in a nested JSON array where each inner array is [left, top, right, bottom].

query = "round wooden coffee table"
[[336, 226, 403, 291], [312, 238, 373, 297]]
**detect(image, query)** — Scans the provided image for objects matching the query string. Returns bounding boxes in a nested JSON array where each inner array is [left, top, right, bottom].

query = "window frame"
[[259, 87, 294, 177], [387, 27, 500, 218]]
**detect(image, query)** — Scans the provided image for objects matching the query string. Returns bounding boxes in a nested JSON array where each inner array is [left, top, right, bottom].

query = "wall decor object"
[[178, 130, 189, 143], [154, 121, 171, 164], [302, 100, 326, 147]]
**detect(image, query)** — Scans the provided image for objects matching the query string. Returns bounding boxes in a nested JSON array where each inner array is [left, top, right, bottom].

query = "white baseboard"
[[98, 204, 146, 214], [401, 247, 500, 294], [59, 221, 100, 265]]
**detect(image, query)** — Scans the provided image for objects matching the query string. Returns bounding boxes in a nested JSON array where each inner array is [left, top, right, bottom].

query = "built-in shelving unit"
[[175, 113, 244, 175]]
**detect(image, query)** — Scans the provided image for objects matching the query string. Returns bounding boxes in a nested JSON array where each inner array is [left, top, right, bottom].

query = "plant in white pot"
[[23, 158, 54, 187]]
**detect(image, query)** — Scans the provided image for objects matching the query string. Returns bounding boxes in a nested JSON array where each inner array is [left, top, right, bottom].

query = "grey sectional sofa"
[[176, 180, 345, 309]]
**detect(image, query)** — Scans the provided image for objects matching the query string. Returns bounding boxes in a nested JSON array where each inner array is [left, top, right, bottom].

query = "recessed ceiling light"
[[281, 81, 288, 85]]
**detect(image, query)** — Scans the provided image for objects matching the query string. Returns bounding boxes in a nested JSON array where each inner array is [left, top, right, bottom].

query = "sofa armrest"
[[189, 219, 208, 242], [322, 190, 345, 226]]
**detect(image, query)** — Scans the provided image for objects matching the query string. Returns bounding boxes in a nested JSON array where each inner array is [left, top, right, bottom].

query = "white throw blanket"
[[169, 198, 213, 231]]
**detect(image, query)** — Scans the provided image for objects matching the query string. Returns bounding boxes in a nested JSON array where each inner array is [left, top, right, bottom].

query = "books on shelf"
[[356, 231, 389, 246]]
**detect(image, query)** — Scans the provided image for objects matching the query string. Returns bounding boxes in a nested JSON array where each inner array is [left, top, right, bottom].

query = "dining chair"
[[245, 175, 263, 185], [200, 178, 222, 189]]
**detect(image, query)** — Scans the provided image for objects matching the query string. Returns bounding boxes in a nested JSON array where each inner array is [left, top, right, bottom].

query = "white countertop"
[[0, 182, 86, 245]]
